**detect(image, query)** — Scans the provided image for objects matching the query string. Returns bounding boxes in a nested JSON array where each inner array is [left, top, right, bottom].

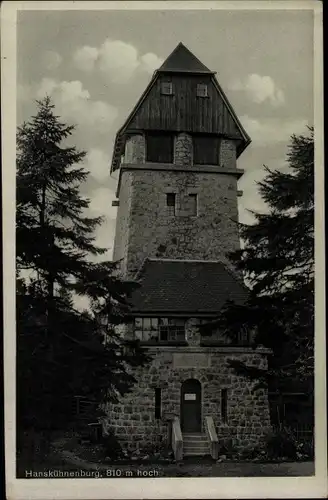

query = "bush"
[[265, 427, 297, 460], [295, 437, 314, 460], [218, 438, 236, 458], [239, 445, 265, 461], [101, 431, 123, 460], [139, 441, 171, 458]]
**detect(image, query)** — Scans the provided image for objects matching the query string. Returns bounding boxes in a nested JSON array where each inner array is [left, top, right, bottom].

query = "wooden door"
[[180, 379, 202, 432]]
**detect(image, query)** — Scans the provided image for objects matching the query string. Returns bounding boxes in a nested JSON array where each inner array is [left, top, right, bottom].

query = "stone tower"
[[111, 42, 250, 279], [106, 43, 271, 457]]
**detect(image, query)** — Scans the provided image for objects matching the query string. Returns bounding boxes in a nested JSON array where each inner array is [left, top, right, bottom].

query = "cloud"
[[140, 52, 164, 73], [17, 83, 34, 102], [87, 186, 118, 261], [97, 40, 140, 83], [238, 167, 269, 223], [73, 38, 163, 83], [231, 73, 285, 106], [88, 186, 117, 221], [35, 77, 118, 132], [240, 115, 308, 145], [42, 50, 62, 70], [83, 149, 111, 182], [94, 217, 116, 261], [73, 45, 98, 72], [83, 148, 119, 192]]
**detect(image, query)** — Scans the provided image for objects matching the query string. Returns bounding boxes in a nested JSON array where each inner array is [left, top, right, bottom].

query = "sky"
[[17, 7, 314, 264]]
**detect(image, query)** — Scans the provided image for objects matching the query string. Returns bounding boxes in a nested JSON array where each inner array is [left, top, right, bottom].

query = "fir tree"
[[202, 128, 314, 397], [16, 97, 149, 445]]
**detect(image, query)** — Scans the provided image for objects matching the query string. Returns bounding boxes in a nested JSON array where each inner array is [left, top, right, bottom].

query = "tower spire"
[[158, 42, 214, 74]]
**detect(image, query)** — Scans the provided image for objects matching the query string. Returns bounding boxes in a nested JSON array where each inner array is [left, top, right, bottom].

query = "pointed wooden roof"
[[158, 42, 214, 74], [110, 43, 251, 172]]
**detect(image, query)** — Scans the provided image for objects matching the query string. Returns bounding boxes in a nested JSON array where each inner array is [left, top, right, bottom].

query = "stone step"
[[184, 448, 209, 455], [183, 441, 209, 448], [184, 451, 211, 457], [183, 433, 204, 436], [184, 440, 207, 443], [181, 433, 210, 457], [184, 444, 209, 450], [183, 434, 207, 441], [184, 448, 210, 456], [183, 445, 210, 452], [182, 433, 210, 456]]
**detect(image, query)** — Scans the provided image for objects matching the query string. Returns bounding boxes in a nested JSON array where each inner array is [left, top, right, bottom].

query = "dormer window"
[[161, 82, 173, 95], [196, 83, 208, 97]]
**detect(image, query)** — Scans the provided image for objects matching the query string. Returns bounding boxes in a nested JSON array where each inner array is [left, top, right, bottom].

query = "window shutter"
[[146, 133, 174, 163], [161, 82, 173, 95], [196, 84, 208, 97], [193, 136, 220, 165]]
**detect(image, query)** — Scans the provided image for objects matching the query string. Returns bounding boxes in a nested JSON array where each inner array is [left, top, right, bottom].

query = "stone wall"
[[114, 134, 240, 278], [174, 133, 193, 166], [220, 139, 236, 169], [124, 134, 145, 164], [123, 169, 240, 278], [123, 134, 235, 169], [112, 170, 133, 273], [103, 321, 271, 453]]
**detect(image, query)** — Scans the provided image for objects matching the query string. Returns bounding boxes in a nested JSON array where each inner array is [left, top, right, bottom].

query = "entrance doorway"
[[180, 379, 202, 432]]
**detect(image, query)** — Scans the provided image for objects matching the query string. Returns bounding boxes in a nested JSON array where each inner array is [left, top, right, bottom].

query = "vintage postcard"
[[2, 0, 326, 498]]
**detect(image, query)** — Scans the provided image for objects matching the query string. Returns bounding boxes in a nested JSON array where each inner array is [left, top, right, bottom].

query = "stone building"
[[105, 43, 271, 458]]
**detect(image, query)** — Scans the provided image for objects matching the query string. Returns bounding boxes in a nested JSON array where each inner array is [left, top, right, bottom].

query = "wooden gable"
[[127, 73, 243, 138], [110, 43, 250, 172]]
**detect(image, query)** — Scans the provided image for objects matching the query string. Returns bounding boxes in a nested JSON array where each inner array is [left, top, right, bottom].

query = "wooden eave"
[[211, 75, 251, 156], [110, 72, 159, 173]]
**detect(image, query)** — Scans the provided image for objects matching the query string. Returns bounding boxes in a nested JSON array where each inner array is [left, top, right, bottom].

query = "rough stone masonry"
[[106, 45, 270, 455], [113, 134, 242, 278], [104, 320, 271, 453]]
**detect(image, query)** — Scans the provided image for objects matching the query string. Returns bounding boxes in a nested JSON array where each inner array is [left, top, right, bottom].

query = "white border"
[[2, 1, 326, 499]]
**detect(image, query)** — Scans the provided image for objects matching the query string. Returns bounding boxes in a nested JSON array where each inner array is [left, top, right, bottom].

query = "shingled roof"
[[130, 258, 248, 314]]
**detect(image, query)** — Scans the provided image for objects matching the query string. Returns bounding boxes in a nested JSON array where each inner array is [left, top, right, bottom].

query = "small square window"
[[161, 82, 173, 95], [166, 193, 176, 216], [197, 84, 208, 97]]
